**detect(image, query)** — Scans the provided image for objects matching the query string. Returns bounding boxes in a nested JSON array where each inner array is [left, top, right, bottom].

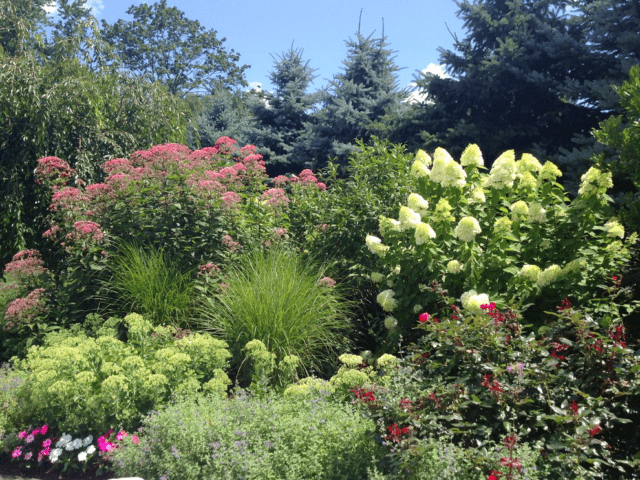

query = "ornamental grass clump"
[[367, 144, 636, 341], [198, 246, 352, 384]]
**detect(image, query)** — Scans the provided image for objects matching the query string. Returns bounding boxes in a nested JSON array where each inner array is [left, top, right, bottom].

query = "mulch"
[[0, 460, 111, 480]]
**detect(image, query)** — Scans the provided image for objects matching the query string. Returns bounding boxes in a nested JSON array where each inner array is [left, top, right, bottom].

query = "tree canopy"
[[101, 0, 249, 96]]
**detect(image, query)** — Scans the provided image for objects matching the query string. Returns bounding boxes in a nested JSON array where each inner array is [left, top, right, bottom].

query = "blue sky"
[[46, 0, 465, 93]]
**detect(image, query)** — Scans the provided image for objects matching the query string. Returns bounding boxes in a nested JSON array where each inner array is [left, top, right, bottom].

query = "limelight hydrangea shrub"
[[7, 313, 231, 434], [367, 144, 636, 339]]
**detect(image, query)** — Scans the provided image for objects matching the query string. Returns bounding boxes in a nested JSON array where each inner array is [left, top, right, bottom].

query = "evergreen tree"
[[408, 0, 603, 163], [248, 47, 321, 174], [299, 27, 407, 169]]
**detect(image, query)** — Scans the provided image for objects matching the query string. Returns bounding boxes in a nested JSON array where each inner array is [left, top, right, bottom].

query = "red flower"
[[488, 470, 502, 480], [589, 425, 603, 438], [419, 312, 438, 323], [557, 297, 572, 311], [570, 400, 579, 415]]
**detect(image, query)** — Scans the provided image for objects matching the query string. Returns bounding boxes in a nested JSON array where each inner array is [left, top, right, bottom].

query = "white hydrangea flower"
[[414, 149, 432, 167], [460, 144, 484, 167], [528, 203, 547, 223], [408, 193, 429, 215], [518, 264, 541, 282], [455, 216, 481, 242], [415, 222, 436, 245], [366, 235, 389, 256], [399, 206, 422, 231], [392, 265, 401, 275], [447, 260, 463, 274], [537, 265, 562, 287], [377, 289, 397, 312], [604, 219, 625, 238], [442, 160, 467, 188], [516, 153, 542, 174], [429, 151, 449, 184], [460, 290, 490, 313], [379, 216, 402, 235], [538, 161, 562, 182], [517, 171, 537, 191], [384, 316, 398, 329], [494, 216, 513, 234], [411, 160, 431, 178], [485, 150, 517, 189], [469, 187, 486, 204], [413, 304, 423, 313], [578, 167, 613, 196], [370, 272, 385, 283], [510, 200, 529, 218]]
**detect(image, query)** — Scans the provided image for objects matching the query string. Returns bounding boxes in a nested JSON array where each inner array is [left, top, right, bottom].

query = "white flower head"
[[460, 144, 484, 167], [413, 304, 423, 313], [78, 451, 88, 462], [370, 272, 385, 283], [379, 216, 402, 235], [384, 316, 398, 329], [578, 167, 613, 196], [537, 265, 562, 287], [399, 206, 421, 231], [377, 289, 397, 312], [528, 203, 547, 223], [447, 260, 463, 274], [518, 264, 541, 282], [604, 219, 624, 238], [539, 161, 562, 182], [510, 200, 529, 218], [460, 290, 489, 313], [86, 445, 96, 455], [442, 160, 467, 188], [485, 150, 517, 189], [516, 153, 542, 175], [469, 187, 486, 204], [455, 216, 481, 242], [415, 222, 436, 245], [407, 193, 429, 215], [411, 160, 431, 178], [82, 435, 93, 447], [414, 149, 432, 167], [366, 235, 389, 256]]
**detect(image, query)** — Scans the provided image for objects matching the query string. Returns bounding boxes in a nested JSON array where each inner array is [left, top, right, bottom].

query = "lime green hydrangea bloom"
[[604, 219, 625, 238], [338, 354, 364, 368], [518, 264, 541, 282], [365, 235, 389, 256], [415, 222, 436, 245], [539, 161, 563, 182], [399, 206, 422, 231], [411, 160, 431, 178], [484, 150, 517, 189], [408, 193, 429, 215], [455, 216, 481, 243], [516, 153, 542, 174], [537, 265, 562, 287], [469, 187, 486, 203], [377, 289, 397, 312], [384, 316, 398, 329], [415, 149, 432, 167], [460, 290, 490, 313], [494, 216, 513, 234], [510, 200, 529, 218], [370, 272, 385, 283], [460, 143, 484, 167], [447, 260, 463, 274], [528, 203, 547, 223], [379, 216, 402, 235], [434, 198, 455, 223], [578, 167, 613, 196]]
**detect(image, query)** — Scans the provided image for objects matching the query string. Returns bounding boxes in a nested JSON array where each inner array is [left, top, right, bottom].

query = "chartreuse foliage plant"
[[6, 313, 230, 434], [344, 292, 640, 479], [198, 246, 352, 384], [107, 390, 383, 480], [366, 144, 636, 342]]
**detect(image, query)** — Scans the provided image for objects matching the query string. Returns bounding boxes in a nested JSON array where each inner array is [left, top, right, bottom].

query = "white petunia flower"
[[78, 451, 88, 462]]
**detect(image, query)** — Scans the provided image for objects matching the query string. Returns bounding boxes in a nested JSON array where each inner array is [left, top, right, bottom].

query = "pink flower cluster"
[[65, 220, 106, 243], [11, 425, 50, 463], [290, 169, 327, 190], [98, 429, 139, 453], [262, 188, 290, 207], [198, 262, 221, 276], [4, 288, 48, 331], [317, 276, 336, 288], [35, 157, 76, 186], [221, 234, 241, 252], [4, 250, 46, 278]]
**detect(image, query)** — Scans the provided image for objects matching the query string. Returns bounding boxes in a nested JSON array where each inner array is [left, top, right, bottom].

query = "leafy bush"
[[347, 293, 640, 479], [6, 313, 231, 434], [101, 241, 197, 326], [366, 144, 636, 343], [108, 390, 383, 480], [198, 246, 352, 384]]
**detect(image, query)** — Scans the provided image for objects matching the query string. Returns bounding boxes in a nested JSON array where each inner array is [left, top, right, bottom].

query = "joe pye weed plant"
[[367, 144, 636, 341]]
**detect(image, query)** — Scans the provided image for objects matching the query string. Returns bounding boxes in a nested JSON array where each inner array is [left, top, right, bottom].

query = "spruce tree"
[[299, 26, 407, 169], [248, 47, 321, 174], [408, 0, 603, 163]]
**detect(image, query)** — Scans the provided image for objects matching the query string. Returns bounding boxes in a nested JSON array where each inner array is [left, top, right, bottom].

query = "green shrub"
[[102, 241, 197, 326], [8, 313, 231, 434], [108, 390, 383, 480], [366, 144, 635, 343], [198, 246, 352, 384], [350, 293, 640, 479]]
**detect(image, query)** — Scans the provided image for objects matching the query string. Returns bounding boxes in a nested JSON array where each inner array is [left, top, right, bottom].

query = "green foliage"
[[594, 65, 640, 232], [198, 246, 352, 382], [0, 0, 49, 56], [0, 50, 190, 270], [287, 139, 415, 351], [0, 363, 24, 446], [350, 297, 640, 478], [7, 313, 231, 434], [366, 144, 635, 343], [101, 0, 248, 96], [101, 241, 197, 327], [108, 390, 383, 480]]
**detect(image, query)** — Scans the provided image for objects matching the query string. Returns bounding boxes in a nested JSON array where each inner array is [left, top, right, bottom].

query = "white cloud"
[[405, 63, 450, 104], [44, 1, 57, 15]]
